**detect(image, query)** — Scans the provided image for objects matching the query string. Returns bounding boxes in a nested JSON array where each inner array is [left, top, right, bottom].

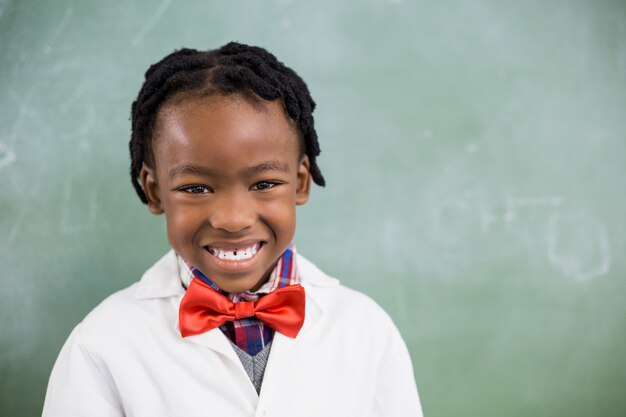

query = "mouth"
[[204, 241, 264, 262]]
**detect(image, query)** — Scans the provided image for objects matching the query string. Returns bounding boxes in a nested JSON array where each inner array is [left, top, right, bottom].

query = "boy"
[[43, 42, 423, 417]]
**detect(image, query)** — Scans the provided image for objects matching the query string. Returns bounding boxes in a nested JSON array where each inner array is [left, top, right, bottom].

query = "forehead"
[[152, 94, 301, 175]]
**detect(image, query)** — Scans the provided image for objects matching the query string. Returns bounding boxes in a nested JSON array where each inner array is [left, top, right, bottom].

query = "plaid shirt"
[[178, 244, 300, 356]]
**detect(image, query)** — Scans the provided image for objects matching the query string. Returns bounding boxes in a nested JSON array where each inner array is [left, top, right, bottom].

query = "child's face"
[[140, 94, 311, 293]]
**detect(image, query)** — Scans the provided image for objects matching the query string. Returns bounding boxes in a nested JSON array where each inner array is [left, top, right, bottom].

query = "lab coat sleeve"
[[372, 319, 424, 417], [42, 324, 124, 417]]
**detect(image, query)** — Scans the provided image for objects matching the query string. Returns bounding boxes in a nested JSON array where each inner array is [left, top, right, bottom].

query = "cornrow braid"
[[129, 41, 325, 204]]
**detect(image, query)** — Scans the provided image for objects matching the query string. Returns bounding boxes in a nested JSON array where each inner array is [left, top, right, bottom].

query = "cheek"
[[163, 203, 203, 245], [263, 198, 297, 236]]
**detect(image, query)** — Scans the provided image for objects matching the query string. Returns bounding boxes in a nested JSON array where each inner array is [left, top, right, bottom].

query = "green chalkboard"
[[1, 0, 625, 416]]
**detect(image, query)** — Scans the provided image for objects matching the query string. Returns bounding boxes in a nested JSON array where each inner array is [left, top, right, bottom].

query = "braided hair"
[[129, 42, 325, 204]]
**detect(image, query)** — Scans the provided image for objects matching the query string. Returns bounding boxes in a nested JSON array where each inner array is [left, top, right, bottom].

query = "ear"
[[139, 163, 164, 214], [295, 155, 311, 205]]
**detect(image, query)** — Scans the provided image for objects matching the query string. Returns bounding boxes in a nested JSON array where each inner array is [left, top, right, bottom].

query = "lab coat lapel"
[[173, 293, 243, 367], [182, 323, 260, 399], [260, 283, 323, 395], [184, 328, 241, 362]]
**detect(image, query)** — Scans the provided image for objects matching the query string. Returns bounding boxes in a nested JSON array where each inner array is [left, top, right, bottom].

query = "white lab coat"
[[43, 251, 423, 417]]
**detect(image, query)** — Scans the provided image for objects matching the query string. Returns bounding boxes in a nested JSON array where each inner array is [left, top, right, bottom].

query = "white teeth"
[[210, 244, 259, 261]]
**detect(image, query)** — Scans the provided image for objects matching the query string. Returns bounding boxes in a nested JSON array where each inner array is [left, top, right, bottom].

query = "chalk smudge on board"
[[466, 143, 479, 153], [60, 81, 89, 112], [9, 90, 53, 146], [43, 7, 73, 55], [547, 212, 611, 281], [72, 104, 96, 139], [60, 174, 99, 234], [0, 0, 7, 19], [3, 211, 25, 251], [132, 0, 172, 46], [0, 141, 16, 168], [509, 196, 563, 207]]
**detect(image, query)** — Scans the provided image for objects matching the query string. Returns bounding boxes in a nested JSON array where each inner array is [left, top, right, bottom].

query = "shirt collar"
[[178, 243, 300, 302], [135, 246, 337, 301], [135, 248, 336, 341], [134, 250, 185, 300]]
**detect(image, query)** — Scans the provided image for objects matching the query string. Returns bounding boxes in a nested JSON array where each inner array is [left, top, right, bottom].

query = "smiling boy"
[[43, 42, 423, 417], [141, 94, 309, 294]]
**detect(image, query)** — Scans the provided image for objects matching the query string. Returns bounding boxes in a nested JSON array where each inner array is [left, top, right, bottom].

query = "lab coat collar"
[[133, 249, 339, 356], [133, 250, 185, 300]]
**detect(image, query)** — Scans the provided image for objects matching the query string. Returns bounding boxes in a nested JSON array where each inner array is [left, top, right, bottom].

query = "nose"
[[208, 191, 256, 233]]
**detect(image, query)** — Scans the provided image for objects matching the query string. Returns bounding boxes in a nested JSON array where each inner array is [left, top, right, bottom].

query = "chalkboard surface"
[[1, 1, 625, 416]]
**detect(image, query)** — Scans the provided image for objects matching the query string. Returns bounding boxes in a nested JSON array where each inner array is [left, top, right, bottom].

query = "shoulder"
[[77, 282, 143, 345], [77, 251, 182, 348]]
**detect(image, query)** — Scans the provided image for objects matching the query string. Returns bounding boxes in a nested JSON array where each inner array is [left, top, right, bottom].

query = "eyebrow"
[[168, 160, 289, 180], [247, 160, 290, 175], [168, 164, 213, 180]]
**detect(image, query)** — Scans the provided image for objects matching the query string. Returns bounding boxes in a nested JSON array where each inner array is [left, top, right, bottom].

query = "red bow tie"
[[179, 278, 306, 339]]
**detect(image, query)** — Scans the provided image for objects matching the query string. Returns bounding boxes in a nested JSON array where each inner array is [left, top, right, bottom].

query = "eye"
[[179, 185, 212, 194], [250, 180, 282, 191]]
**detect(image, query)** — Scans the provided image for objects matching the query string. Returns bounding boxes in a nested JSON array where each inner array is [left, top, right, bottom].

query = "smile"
[[205, 242, 263, 261]]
